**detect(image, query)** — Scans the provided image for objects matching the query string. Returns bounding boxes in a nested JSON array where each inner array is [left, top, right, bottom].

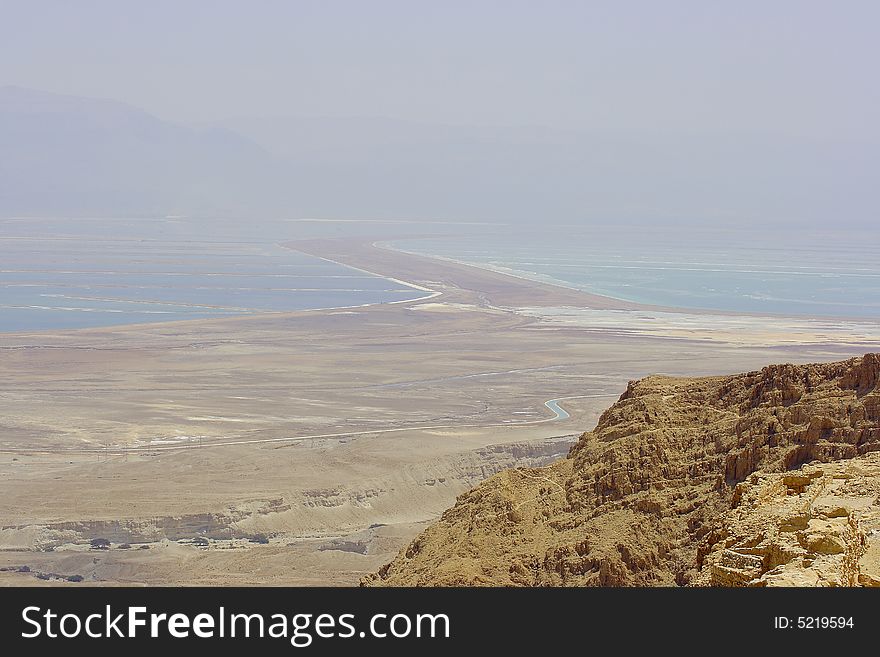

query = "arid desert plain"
[[1, 237, 878, 585]]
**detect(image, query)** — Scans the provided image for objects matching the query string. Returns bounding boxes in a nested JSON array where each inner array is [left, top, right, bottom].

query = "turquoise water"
[[0, 217, 425, 331], [391, 227, 880, 319], [5, 218, 877, 330], [543, 399, 570, 420]]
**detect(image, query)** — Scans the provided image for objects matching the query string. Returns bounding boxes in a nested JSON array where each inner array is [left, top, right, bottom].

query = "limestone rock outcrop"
[[697, 455, 880, 586], [364, 354, 880, 586]]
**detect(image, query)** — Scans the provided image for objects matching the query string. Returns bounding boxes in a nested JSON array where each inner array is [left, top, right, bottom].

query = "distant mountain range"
[[1, 86, 876, 226], [0, 86, 287, 216]]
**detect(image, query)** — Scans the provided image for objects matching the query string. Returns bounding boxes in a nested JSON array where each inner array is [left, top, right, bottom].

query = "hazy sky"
[[2, 0, 878, 140]]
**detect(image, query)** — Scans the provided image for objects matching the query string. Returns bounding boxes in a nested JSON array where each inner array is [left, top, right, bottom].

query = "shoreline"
[[377, 238, 880, 325], [0, 241, 442, 338], [284, 237, 654, 312], [279, 245, 442, 307], [378, 239, 633, 305], [2, 234, 878, 339]]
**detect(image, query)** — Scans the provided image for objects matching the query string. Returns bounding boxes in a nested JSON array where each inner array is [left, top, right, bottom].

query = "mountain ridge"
[[364, 354, 880, 586], [0, 86, 283, 216]]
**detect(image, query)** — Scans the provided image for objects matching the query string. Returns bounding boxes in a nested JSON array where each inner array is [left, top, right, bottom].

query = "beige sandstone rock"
[[364, 354, 880, 587]]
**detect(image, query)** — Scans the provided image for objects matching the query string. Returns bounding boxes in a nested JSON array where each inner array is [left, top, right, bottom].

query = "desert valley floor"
[[1, 238, 878, 585]]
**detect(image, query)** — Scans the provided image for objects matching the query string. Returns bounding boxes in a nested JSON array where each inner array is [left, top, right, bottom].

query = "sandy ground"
[[1, 238, 878, 585]]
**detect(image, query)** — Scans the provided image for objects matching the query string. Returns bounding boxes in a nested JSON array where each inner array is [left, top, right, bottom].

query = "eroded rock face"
[[364, 354, 880, 587], [697, 456, 880, 586]]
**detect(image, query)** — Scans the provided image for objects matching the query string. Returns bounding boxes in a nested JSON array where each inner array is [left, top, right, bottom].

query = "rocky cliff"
[[364, 354, 880, 586]]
